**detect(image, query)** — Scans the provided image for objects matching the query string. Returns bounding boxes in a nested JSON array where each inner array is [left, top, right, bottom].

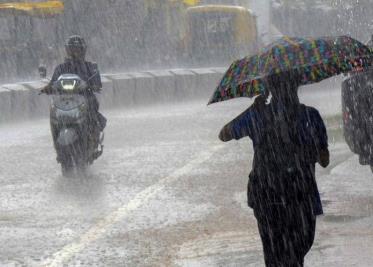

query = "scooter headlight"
[[61, 80, 77, 91]]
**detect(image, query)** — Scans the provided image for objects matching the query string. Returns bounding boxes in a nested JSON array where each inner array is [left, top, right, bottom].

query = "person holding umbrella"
[[209, 36, 373, 266], [220, 71, 329, 266]]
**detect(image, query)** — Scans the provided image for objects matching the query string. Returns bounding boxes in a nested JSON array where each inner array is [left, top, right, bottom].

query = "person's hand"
[[318, 149, 330, 168], [219, 125, 233, 142], [40, 84, 52, 95], [89, 85, 102, 93], [253, 93, 268, 110]]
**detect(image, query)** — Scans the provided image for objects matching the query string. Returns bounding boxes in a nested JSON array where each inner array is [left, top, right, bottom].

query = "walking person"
[[208, 35, 372, 267], [219, 72, 329, 266]]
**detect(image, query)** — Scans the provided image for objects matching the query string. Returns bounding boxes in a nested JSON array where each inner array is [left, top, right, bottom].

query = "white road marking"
[[40, 144, 225, 267]]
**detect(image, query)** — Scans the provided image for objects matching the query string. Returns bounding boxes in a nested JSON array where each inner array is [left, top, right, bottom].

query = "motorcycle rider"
[[41, 35, 106, 160]]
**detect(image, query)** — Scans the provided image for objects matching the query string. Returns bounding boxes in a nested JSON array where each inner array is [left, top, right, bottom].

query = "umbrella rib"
[[283, 36, 299, 47]]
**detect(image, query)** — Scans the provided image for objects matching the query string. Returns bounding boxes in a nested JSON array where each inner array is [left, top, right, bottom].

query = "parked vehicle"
[[182, 5, 259, 65], [342, 68, 373, 173], [46, 74, 104, 176]]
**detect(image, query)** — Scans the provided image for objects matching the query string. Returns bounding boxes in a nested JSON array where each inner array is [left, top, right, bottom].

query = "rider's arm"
[[88, 63, 102, 92], [41, 65, 62, 94]]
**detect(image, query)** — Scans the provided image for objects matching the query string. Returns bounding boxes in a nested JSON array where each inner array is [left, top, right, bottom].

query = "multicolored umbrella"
[[208, 35, 373, 105]]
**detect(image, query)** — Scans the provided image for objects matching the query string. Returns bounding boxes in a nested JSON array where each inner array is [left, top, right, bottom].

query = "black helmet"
[[65, 35, 87, 60]]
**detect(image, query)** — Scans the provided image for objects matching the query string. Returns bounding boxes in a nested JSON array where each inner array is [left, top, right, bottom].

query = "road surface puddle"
[[174, 231, 262, 266]]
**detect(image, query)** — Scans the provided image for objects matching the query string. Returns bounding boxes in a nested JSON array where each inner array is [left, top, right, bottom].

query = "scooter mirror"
[[38, 65, 47, 79]]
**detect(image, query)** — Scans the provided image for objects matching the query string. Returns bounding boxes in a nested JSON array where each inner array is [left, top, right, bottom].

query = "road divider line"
[[40, 144, 225, 267]]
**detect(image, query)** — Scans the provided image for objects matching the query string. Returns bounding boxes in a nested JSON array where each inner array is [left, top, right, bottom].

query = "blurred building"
[[271, 0, 373, 42], [0, 0, 267, 82], [0, 0, 146, 82]]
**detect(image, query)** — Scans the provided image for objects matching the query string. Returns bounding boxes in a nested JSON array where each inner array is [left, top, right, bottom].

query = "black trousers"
[[254, 200, 316, 267]]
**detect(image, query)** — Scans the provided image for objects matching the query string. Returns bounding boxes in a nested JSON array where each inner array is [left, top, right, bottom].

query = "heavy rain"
[[0, 0, 372, 266]]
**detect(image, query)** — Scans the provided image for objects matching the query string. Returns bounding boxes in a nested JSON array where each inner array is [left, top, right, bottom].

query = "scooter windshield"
[[52, 94, 86, 111]]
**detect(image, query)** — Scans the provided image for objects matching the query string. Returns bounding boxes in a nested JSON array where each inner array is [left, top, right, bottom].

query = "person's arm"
[[312, 109, 330, 168], [40, 65, 61, 94], [218, 95, 266, 142], [87, 63, 102, 92]]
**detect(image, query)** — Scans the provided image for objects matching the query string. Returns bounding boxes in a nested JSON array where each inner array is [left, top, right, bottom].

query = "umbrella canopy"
[[208, 35, 373, 105]]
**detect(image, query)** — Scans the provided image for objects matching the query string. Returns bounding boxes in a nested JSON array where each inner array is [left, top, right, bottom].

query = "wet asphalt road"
[[1, 83, 373, 266]]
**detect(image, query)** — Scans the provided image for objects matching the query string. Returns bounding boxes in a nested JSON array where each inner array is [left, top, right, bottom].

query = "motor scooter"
[[42, 73, 104, 176]]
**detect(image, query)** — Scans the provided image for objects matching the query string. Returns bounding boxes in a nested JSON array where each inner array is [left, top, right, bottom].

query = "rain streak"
[[0, 1, 373, 267]]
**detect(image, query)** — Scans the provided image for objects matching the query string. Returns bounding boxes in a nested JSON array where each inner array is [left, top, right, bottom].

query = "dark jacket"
[[229, 101, 327, 215], [49, 58, 106, 130], [50, 58, 102, 92], [49, 58, 102, 112]]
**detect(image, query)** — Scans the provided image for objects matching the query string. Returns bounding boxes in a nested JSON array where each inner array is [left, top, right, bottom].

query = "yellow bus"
[[0, 1, 64, 17], [183, 5, 259, 64]]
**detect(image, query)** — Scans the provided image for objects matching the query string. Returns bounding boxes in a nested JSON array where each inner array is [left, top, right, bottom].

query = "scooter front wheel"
[[61, 158, 74, 177], [59, 142, 87, 177], [61, 155, 88, 177]]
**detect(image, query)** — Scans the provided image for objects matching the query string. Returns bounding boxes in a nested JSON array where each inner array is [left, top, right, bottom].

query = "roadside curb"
[[0, 68, 224, 123], [0, 68, 343, 124]]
